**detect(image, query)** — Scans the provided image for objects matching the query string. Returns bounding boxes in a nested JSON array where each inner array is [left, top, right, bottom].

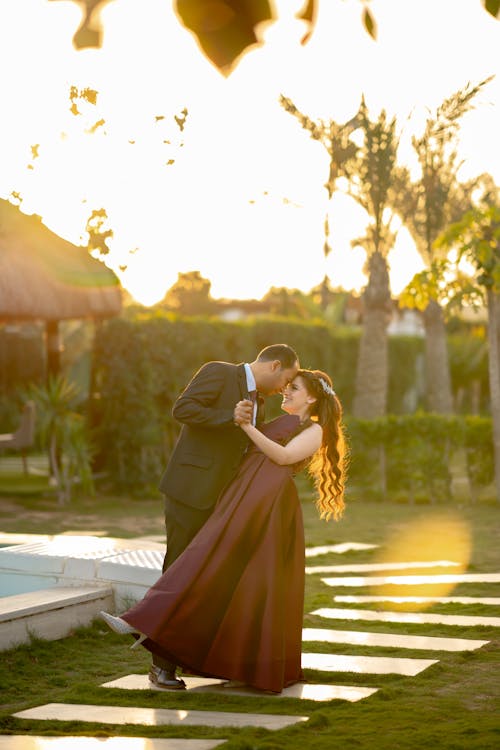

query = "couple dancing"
[[101, 344, 347, 694]]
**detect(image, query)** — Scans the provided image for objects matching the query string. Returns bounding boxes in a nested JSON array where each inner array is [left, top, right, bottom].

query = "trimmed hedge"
[[463, 415, 494, 503], [90, 313, 341, 488], [87, 313, 494, 500], [346, 413, 495, 503], [2, 314, 489, 417], [347, 414, 454, 503], [1, 313, 494, 500]]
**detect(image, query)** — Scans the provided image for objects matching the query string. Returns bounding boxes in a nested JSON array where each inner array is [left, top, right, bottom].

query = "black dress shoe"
[[149, 665, 186, 690]]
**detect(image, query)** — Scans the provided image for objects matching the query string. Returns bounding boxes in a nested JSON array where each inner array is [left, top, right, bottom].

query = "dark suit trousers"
[[152, 495, 213, 671]]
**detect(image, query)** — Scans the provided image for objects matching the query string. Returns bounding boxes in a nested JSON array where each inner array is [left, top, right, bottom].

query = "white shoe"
[[100, 611, 147, 649], [100, 611, 136, 634]]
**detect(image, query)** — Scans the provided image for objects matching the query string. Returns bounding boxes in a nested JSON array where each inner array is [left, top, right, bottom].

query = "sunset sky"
[[1, 0, 499, 305]]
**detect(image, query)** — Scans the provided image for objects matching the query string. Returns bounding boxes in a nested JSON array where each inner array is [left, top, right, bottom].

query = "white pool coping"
[[0, 532, 165, 651], [0, 532, 165, 605], [0, 585, 114, 650]]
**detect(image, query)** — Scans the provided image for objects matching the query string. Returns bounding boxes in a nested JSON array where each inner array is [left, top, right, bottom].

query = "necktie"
[[248, 390, 258, 425]]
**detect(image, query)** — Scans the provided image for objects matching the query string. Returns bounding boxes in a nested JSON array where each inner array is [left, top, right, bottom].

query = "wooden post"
[[45, 320, 61, 380]]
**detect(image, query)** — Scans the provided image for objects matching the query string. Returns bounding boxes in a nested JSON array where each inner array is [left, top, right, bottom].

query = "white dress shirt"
[[244, 363, 258, 425]]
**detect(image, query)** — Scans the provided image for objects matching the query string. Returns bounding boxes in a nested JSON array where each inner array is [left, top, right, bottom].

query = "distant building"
[[387, 306, 425, 337], [216, 298, 271, 321], [342, 293, 423, 335]]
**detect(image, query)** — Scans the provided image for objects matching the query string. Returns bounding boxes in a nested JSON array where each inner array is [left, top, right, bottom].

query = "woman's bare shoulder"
[[305, 421, 322, 434]]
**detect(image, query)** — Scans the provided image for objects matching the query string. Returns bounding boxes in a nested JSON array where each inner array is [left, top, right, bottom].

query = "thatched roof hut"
[[0, 198, 122, 376], [0, 199, 122, 321]]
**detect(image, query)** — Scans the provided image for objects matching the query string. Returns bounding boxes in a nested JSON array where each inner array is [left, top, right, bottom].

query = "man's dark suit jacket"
[[159, 361, 260, 513]]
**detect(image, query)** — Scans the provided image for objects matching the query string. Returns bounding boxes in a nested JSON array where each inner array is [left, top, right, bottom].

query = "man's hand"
[[234, 399, 253, 426]]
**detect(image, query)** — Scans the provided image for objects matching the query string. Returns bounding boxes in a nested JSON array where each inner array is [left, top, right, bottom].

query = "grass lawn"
[[0, 482, 499, 749]]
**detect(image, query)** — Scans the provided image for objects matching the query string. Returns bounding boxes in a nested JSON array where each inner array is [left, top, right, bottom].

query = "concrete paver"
[[102, 675, 378, 702], [333, 595, 500, 605], [0, 738, 226, 750], [312, 607, 500, 627], [13, 703, 308, 730], [301, 652, 437, 676], [302, 626, 488, 651]]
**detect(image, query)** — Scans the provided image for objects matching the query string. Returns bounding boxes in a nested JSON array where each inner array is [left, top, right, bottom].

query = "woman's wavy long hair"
[[298, 369, 348, 521]]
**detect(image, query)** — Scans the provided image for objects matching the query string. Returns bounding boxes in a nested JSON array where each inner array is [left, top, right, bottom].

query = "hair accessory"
[[319, 377, 335, 397]]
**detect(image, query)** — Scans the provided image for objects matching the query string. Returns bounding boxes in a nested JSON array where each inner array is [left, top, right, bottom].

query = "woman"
[[101, 369, 347, 693]]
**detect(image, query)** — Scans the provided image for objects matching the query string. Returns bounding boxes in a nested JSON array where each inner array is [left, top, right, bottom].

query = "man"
[[149, 343, 300, 689]]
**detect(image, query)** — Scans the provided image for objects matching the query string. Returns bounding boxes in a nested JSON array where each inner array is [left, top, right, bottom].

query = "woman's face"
[[281, 376, 315, 415]]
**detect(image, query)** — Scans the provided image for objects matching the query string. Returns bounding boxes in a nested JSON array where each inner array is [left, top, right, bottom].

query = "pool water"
[[0, 571, 57, 598]]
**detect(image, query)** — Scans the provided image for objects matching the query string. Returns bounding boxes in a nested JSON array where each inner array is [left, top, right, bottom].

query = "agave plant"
[[26, 375, 94, 504]]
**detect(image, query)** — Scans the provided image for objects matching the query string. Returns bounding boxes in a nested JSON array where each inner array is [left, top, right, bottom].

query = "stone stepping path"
[[305, 542, 378, 557], [301, 652, 437, 676], [302, 626, 488, 651], [13, 703, 308, 730], [334, 595, 500, 605], [306, 560, 459, 574], [0, 738, 225, 750], [102, 675, 378, 703], [312, 607, 500, 627], [321, 572, 500, 587], [9, 540, 498, 748]]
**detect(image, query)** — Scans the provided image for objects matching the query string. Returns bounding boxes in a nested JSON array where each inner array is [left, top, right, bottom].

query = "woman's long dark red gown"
[[123, 414, 307, 693]]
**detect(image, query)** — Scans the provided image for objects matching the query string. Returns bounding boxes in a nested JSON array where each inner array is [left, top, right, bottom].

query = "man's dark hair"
[[257, 344, 298, 369]]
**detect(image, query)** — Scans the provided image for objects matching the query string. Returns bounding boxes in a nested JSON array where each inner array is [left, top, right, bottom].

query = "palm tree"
[[279, 95, 359, 309], [346, 101, 400, 418], [392, 78, 492, 413], [437, 195, 500, 501]]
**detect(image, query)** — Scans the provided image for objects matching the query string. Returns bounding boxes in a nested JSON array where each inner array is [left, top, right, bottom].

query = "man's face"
[[259, 360, 299, 395]]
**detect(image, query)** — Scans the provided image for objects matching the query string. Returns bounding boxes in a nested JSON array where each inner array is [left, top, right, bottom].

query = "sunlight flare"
[[370, 513, 471, 608]]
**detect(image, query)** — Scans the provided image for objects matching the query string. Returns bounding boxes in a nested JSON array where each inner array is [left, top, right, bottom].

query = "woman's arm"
[[239, 420, 322, 465]]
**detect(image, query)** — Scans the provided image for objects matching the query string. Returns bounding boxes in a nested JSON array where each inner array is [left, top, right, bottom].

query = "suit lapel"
[[236, 363, 248, 399]]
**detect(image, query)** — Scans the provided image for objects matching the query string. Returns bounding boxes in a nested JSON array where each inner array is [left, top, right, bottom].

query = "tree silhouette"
[[437, 185, 500, 500], [162, 270, 216, 315], [58, 1, 499, 74], [394, 78, 492, 413], [280, 94, 359, 310], [86, 208, 113, 256], [346, 101, 400, 418]]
